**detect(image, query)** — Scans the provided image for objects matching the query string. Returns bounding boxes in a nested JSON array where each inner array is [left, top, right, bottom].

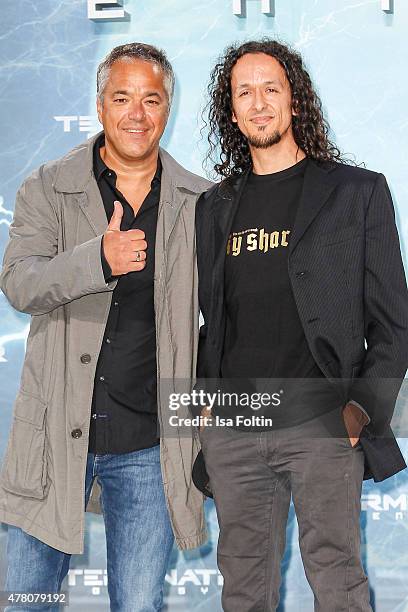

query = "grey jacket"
[[0, 133, 212, 554]]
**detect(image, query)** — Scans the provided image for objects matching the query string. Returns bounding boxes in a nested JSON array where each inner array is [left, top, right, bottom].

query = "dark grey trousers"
[[200, 406, 372, 612]]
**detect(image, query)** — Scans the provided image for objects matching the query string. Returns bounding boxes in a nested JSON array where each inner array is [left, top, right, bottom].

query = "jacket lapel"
[[213, 170, 250, 278], [209, 171, 250, 339], [157, 175, 184, 249], [54, 132, 108, 238], [158, 147, 212, 247], [213, 161, 338, 265], [74, 181, 107, 237], [289, 160, 338, 255]]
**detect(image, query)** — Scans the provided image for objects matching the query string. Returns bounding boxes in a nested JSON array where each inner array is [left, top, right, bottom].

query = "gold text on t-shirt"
[[226, 228, 291, 256]]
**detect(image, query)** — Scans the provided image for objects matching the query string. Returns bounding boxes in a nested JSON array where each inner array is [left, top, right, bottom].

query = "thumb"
[[108, 201, 123, 231]]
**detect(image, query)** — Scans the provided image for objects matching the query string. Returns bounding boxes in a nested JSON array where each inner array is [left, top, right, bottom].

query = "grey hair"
[[97, 42, 175, 106]]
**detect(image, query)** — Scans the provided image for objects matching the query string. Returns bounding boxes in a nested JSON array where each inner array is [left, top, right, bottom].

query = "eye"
[[146, 99, 160, 105], [114, 98, 127, 103], [239, 90, 250, 97], [266, 87, 278, 93]]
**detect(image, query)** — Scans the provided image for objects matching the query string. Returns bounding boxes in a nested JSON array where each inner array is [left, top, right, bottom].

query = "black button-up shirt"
[[88, 133, 161, 454]]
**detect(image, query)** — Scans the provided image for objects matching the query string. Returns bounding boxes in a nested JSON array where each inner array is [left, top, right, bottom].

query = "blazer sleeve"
[[349, 173, 408, 434], [0, 166, 117, 316]]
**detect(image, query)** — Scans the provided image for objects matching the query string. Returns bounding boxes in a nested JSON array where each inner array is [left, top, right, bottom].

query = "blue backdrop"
[[1, 1, 407, 610]]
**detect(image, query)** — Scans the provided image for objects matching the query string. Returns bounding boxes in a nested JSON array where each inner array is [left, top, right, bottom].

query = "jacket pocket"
[[0, 391, 49, 499]]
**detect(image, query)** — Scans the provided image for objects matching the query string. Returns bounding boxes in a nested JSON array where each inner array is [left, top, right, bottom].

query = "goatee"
[[247, 129, 281, 149]]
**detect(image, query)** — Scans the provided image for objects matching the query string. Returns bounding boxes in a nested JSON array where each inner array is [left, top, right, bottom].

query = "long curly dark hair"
[[204, 38, 351, 178]]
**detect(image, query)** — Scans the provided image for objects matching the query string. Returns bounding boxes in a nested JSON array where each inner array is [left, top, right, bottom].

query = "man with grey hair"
[[0, 42, 211, 611]]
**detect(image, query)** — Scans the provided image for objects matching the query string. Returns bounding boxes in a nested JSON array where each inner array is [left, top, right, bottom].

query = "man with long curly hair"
[[193, 39, 408, 611]]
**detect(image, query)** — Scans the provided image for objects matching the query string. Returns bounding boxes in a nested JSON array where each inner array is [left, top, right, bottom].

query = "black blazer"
[[195, 159, 408, 483]]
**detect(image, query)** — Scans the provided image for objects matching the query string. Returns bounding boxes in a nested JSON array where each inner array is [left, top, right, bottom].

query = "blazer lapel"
[[208, 171, 250, 342], [213, 170, 250, 275], [213, 161, 338, 263], [289, 160, 338, 255]]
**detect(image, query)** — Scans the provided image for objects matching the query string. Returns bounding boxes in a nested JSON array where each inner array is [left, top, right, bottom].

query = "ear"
[[291, 98, 299, 117], [96, 97, 103, 125], [232, 109, 237, 123]]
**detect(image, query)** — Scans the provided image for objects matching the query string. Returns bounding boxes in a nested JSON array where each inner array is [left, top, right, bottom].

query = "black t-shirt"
[[218, 158, 341, 429]]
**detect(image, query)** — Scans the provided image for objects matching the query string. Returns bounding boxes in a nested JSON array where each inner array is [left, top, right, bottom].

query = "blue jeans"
[[5, 445, 174, 612]]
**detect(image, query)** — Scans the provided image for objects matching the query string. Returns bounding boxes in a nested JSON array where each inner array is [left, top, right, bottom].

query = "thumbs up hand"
[[107, 199, 124, 231], [102, 201, 147, 276]]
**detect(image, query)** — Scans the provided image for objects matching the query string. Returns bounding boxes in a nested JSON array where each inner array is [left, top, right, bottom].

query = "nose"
[[127, 99, 146, 122], [253, 88, 266, 112]]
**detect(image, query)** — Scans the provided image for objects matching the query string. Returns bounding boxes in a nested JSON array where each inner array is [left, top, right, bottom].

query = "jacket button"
[[80, 354, 91, 364], [71, 428, 83, 439], [296, 271, 307, 277]]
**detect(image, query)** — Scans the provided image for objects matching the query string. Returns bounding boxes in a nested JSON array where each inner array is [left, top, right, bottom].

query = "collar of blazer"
[[51, 131, 212, 240], [211, 158, 340, 263]]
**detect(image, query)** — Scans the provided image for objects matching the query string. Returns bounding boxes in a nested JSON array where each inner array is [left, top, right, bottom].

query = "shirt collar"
[[93, 133, 162, 185]]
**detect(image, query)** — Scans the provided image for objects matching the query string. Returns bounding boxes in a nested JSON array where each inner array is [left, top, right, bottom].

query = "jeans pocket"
[[0, 391, 49, 499]]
